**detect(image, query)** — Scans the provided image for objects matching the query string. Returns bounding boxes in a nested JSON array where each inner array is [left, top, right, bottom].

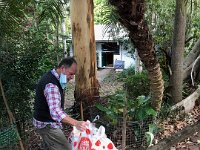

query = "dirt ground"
[[64, 68, 123, 108], [161, 105, 200, 150]]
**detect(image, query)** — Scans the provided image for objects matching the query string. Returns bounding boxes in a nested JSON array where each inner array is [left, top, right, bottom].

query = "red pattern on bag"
[[74, 141, 77, 147], [78, 137, 92, 150], [86, 129, 90, 135], [69, 120, 117, 150], [95, 140, 101, 146], [107, 143, 113, 149]]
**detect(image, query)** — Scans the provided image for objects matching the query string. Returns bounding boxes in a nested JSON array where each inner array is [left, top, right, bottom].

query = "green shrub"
[[96, 90, 156, 123], [125, 72, 150, 99], [0, 26, 52, 121], [117, 66, 135, 80]]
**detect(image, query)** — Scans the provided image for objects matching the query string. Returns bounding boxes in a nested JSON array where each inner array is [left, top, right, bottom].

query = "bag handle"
[[92, 115, 100, 122]]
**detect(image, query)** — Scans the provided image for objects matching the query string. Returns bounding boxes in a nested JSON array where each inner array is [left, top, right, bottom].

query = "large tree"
[[70, 0, 99, 119], [109, 0, 164, 111], [170, 0, 187, 103]]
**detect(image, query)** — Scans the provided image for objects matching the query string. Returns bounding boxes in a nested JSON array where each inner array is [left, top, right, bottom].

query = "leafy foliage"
[[94, 0, 118, 25], [0, 0, 30, 42], [0, 28, 49, 120], [125, 72, 150, 99], [146, 0, 175, 50], [0, 0, 66, 122], [146, 0, 200, 78], [116, 66, 135, 80], [97, 69, 152, 125], [96, 90, 156, 124], [36, 0, 64, 26]]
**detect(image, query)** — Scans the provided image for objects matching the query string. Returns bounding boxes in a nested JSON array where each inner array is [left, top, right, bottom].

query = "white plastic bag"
[[68, 120, 117, 150]]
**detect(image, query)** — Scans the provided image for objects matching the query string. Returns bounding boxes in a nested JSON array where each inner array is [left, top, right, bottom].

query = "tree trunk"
[[109, 0, 164, 111], [61, 18, 67, 57], [61, 0, 68, 57], [70, 0, 99, 120], [135, 49, 143, 73], [183, 38, 200, 80], [197, 64, 200, 81], [170, 0, 187, 103]]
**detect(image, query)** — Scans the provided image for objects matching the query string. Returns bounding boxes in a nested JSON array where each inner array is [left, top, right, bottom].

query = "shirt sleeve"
[[44, 83, 67, 122]]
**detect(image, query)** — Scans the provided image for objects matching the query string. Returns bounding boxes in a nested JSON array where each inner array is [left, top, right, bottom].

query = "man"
[[33, 57, 88, 150]]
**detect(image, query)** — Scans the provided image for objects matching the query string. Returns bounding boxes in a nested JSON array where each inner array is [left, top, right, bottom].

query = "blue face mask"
[[59, 73, 67, 89]]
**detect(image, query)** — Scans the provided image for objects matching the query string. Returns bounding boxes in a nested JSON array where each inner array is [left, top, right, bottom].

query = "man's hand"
[[61, 116, 89, 131], [74, 121, 89, 131]]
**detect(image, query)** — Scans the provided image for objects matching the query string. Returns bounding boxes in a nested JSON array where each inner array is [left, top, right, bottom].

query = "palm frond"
[[37, 0, 66, 26]]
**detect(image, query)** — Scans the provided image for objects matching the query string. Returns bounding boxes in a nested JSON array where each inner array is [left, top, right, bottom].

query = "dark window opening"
[[102, 42, 119, 55]]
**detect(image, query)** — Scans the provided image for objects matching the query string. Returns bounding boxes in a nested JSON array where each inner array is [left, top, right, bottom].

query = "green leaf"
[[137, 95, 146, 106], [145, 107, 157, 117], [149, 123, 157, 133], [96, 104, 108, 112], [136, 109, 145, 121]]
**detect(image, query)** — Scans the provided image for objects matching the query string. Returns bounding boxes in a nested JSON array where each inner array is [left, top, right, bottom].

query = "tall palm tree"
[[109, 0, 164, 111]]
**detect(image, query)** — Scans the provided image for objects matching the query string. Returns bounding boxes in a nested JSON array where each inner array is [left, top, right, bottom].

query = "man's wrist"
[[71, 119, 78, 126], [61, 115, 78, 126]]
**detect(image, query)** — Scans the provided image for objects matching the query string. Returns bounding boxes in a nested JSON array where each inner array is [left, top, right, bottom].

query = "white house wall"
[[120, 50, 135, 69], [114, 51, 135, 69]]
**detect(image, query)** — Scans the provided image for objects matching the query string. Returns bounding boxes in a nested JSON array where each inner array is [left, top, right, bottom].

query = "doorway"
[[101, 42, 119, 67], [102, 52, 113, 67]]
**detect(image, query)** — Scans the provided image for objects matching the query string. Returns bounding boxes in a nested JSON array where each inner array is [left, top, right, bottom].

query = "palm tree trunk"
[[109, 0, 164, 111], [135, 49, 143, 73]]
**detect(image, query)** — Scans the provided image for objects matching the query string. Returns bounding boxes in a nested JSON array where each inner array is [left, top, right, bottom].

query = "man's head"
[[57, 57, 77, 81]]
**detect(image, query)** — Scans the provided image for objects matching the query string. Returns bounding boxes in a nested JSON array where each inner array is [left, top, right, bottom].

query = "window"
[[102, 42, 119, 55]]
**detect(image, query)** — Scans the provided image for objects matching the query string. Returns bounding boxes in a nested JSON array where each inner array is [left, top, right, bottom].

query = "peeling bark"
[[70, 0, 99, 120]]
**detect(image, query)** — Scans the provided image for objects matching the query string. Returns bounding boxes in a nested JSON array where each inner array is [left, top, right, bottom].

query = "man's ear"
[[61, 65, 65, 71]]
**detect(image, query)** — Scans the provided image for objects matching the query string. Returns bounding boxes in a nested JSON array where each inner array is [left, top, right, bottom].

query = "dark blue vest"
[[33, 71, 64, 122]]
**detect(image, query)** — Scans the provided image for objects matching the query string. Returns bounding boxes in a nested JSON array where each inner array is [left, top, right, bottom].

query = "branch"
[[171, 87, 200, 113], [183, 37, 200, 71], [0, 79, 15, 123], [185, 36, 197, 45], [191, 55, 200, 86], [0, 79, 25, 150], [183, 37, 200, 80]]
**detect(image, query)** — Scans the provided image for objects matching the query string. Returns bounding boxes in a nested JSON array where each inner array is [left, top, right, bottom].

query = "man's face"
[[62, 63, 77, 81]]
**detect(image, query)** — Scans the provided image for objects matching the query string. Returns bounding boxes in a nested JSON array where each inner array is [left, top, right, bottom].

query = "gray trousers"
[[36, 125, 72, 150]]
